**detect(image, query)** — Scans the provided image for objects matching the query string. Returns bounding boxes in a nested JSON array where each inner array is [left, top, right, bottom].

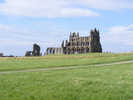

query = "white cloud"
[[102, 24, 133, 52], [0, 24, 11, 31], [75, 0, 133, 10], [1, 0, 133, 18], [0, 0, 99, 18], [0, 24, 64, 47], [105, 25, 133, 45]]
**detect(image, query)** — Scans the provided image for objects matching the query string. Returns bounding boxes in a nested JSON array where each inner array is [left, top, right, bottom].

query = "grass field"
[[0, 53, 133, 100], [0, 53, 133, 71]]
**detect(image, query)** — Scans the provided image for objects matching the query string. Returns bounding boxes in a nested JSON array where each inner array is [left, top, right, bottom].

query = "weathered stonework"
[[45, 48, 63, 55], [90, 28, 102, 52], [25, 44, 41, 56], [25, 51, 32, 56], [32, 44, 41, 56], [45, 28, 102, 55]]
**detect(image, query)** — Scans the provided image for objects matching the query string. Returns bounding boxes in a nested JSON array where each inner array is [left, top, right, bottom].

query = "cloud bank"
[[0, 0, 133, 18], [102, 25, 133, 52], [0, 0, 98, 18]]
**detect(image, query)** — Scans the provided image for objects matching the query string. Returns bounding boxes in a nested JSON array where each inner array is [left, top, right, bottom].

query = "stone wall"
[[62, 32, 91, 54], [45, 48, 63, 55]]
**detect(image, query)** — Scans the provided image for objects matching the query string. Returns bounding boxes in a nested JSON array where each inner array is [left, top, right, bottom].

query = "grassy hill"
[[0, 53, 133, 100]]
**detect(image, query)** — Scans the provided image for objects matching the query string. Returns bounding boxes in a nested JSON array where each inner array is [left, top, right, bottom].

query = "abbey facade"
[[45, 28, 102, 55]]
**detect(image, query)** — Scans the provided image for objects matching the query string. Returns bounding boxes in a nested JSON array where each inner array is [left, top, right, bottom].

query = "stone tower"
[[32, 44, 41, 56], [90, 28, 102, 52]]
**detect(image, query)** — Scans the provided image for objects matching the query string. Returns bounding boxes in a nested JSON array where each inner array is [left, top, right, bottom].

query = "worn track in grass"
[[0, 60, 133, 74]]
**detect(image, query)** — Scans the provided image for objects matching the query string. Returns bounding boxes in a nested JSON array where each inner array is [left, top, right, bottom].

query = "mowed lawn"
[[0, 63, 133, 100], [0, 53, 133, 71]]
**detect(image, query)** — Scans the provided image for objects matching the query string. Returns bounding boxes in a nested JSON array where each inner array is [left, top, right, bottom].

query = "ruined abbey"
[[45, 28, 102, 55]]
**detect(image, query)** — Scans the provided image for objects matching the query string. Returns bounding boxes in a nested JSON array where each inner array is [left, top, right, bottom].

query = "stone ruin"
[[25, 28, 102, 56], [0, 53, 4, 57], [32, 44, 41, 56], [25, 51, 32, 56], [25, 44, 41, 56], [45, 28, 102, 55], [45, 48, 63, 55]]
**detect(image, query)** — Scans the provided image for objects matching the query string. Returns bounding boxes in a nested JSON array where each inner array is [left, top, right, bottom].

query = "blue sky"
[[0, 0, 133, 56]]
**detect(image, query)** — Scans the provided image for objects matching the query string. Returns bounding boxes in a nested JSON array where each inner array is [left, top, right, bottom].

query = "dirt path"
[[0, 60, 133, 74]]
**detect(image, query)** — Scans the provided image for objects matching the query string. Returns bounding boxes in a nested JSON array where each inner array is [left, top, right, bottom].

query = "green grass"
[[0, 53, 133, 71], [0, 53, 133, 100], [0, 63, 133, 100]]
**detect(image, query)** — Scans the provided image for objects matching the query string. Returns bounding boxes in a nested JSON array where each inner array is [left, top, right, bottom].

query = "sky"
[[0, 0, 133, 56]]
